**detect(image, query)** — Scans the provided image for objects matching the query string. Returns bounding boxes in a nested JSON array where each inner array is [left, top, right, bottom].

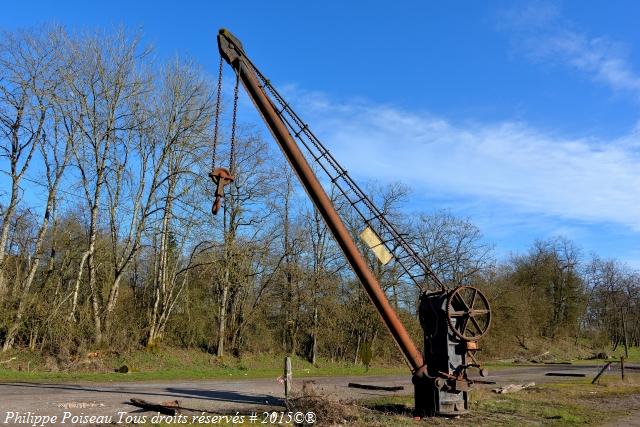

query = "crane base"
[[413, 376, 468, 417], [415, 291, 470, 417]]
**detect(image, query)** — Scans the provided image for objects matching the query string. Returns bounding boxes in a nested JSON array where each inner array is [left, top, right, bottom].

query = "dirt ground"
[[0, 364, 635, 425]]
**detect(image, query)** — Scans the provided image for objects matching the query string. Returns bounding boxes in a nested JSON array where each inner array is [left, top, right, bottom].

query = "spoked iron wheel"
[[446, 286, 491, 341]]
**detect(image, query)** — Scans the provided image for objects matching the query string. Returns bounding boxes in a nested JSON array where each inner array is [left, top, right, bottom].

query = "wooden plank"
[[129, 398, 176, 415], [545, 372, 586, 377], [348, 383, 404, 391], [470, 379, 497, 385]]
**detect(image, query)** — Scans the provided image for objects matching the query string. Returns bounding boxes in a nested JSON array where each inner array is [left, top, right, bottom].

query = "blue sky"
[[2, 1, 639, 267]]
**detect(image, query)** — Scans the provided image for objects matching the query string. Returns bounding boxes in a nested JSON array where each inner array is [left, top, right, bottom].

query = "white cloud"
[[285, 88, 640, 231], [528, 31, 640, 98], [501, 3, 640, 99], [499, 1, 560, 31]]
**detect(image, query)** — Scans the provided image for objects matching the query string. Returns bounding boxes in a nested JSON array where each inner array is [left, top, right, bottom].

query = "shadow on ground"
[[2, 382, 283, 408]]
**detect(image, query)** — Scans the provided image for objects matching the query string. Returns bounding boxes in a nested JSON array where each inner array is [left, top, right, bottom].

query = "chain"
[[229, 72, 240, 173], [211, 56, 223, 170]]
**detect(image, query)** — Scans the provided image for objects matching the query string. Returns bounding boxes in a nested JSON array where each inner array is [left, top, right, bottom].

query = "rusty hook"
[[209, 167, 234, 215]]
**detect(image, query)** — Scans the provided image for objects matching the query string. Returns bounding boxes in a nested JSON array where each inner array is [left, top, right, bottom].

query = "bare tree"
[[213, 130, 273, 357], [61, 30, 148, 344], [302, 189, 345, 364], [0, 29, 56, 297], [145, 60, 214, 345], [3, 101, 74, 350], [413, 210, 493, 286], [1, 28, 75, 350], [585, 256, 637, 353]]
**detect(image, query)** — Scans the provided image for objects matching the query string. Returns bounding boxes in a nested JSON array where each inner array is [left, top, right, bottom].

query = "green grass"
[[474, 392, 593, 425], [359, 373, 640, 426], [558, 346, 640, 366], [3, 346, 639, 426], [592, 345, 639, 363], [111, 375, 640, 427], [0, 348, 408, 382], [1, 343, 636, 383], [486, 340, 640, 367]]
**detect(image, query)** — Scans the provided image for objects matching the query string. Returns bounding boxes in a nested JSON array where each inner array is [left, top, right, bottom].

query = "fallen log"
[[348, 383, 404, 392], [129, 398, 177, 415], [470, 379, 497, 385], [492, 382, 535, 394], [545, 372, 586, 377]]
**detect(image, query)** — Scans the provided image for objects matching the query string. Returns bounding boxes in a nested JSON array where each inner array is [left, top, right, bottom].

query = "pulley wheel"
[[446, 286, 491, 341]]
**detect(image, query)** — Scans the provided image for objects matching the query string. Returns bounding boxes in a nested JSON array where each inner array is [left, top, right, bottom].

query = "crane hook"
[[209, 167, 234, 215]]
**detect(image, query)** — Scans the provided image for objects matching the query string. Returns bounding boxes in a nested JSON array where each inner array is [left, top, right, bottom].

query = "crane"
[[215, 28, 491, 417]]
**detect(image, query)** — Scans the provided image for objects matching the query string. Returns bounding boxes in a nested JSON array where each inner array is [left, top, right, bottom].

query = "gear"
[[446, 286, 491, 341]]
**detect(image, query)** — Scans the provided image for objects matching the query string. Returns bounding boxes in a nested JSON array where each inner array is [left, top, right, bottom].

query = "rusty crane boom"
[[215, 28, 491, 417]]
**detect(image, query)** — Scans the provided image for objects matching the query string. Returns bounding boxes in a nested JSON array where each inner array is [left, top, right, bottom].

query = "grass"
[[572, 345, 640, 365], [2, 346, 639, 426], [1, 342, 636, 383], [0, 348, 408, 382], [469, 376, 640, 426], [486, 338, 640, 367], [357, 373, 640, 426], [117, 375, 640, 427]]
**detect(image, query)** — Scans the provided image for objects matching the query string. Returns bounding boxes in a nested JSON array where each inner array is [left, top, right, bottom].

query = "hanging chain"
[[229, 72, 240, 173], [211, 56, 224, 170]]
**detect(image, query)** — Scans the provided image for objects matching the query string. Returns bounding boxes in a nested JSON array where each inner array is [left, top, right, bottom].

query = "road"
[[0, 364, 627, 425]]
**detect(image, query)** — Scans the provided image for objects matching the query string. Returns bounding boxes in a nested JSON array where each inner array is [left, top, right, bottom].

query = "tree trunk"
[[622, 310, 629, 359], [311, 304, 318, 366], [0, 179, 20, 297], [148, 233, 162, 346], [68, 251, 90, 321], [87, 202, 103, 345], [2, 193, 55, 351], [103, 273, 123, 336], [216, 281, 229, 357], [148, 190, 174, 346]]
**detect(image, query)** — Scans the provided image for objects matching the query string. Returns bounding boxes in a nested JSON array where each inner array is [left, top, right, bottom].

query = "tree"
[[585, 257, 638, 354], [412, 210, 493, 287], [496, 237, 583, 347], [145, 60, 214, 345], [0, 28, 57, 298], [62, 29, 149, 344], [301, 186, 345, 364], [212, 129, 273, 357]]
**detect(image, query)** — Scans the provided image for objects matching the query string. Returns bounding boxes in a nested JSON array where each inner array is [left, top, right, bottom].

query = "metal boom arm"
[[217, 29, 426, 376]]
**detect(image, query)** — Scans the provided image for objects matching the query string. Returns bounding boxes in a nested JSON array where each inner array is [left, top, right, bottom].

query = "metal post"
[[592, 362, 611, 384], [284, 356, 292, 400], [622, 311, 629, 359]]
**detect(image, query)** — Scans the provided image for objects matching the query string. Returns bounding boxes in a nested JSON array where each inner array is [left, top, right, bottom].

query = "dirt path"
[[0, 364, 626, 425], [604, 411, 640, 427]]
